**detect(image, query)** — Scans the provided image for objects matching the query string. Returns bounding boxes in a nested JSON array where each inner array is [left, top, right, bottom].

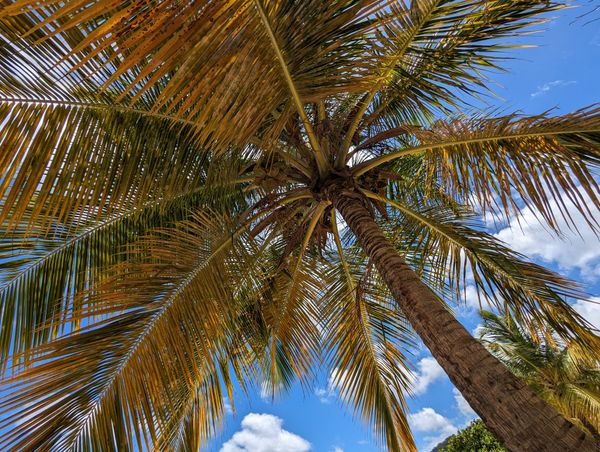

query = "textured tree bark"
[[331, 187, 598, 452]]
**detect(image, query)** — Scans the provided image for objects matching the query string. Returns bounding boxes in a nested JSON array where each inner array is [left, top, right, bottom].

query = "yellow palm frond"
[[321, 214, 415, 452], [1, 0, 379, 155], [0, 210, 260, 451], [355, 109, 600, 232]]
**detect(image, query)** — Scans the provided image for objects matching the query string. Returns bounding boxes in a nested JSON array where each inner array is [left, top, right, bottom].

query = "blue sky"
[[210, 6, 600, 452]]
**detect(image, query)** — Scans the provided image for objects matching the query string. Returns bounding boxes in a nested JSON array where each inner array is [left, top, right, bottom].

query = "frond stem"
[[0, 96, 199, 129], [353, 127, 600, 177], [253, 0, 328, 177]]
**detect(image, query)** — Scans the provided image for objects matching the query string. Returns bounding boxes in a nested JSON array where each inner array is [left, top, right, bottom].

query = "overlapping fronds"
[[361, 0, 560, 129], [254, 204, 329, 397], [0, 0, 381, 157], [366, 190, 599, 351], [321, 217, 415, 452], [156, 362, 234, 452], [340, 0, 559, 155], [355, 108, 600, 232], [479, 311, 600, 437], [0, 210, 261, 451], [0, 97, 217, 229], [1, 1, 599, 450], [0, 182, 246, 369]]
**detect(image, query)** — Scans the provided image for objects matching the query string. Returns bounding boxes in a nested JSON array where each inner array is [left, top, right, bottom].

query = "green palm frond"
[[479, 311, 600, 437], [341, 0, 559, 154], [355, 108, 600, 231], [321, 216, 415, 452], [361, 0, 560, 129], [256, 203, 330, 397], [0, 210, 261, 451]]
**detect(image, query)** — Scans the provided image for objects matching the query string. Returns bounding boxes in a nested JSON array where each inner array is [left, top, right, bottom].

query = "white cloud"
[[410, 357, 445, 395], [314, 386, 335, 404], [494, 191, 600, 280], [452, 388, 477, 419], [408, 408, 456, 433], [408, 407, 458, 452], [530, 79, 576, 98], [220, 413, 311, 452], [572, 297, 600, 330], [331, 447, 344, 452], [459, 285, 495, 311]]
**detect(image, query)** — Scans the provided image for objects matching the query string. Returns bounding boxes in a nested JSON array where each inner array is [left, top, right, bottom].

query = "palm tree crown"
[[1, 1, 599, 451]]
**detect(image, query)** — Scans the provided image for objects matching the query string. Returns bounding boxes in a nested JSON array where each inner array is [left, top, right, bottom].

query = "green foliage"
[[479, 311, 600, 438], [435, 420, 507, 452]]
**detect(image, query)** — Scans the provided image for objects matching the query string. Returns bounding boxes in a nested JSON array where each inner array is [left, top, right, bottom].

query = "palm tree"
[[1, 0, 599, 450], [479, 310, 600, 440]]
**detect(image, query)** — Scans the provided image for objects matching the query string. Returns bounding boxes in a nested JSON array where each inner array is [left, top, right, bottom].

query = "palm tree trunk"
[[331, 188, 597, 452]]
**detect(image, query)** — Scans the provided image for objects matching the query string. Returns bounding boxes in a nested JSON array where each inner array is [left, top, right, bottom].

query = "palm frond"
[[321, 215, 415, 452], [342, 0, 559, 156], [360, 0, 560, 130], [1, 0, 380, 154], [0, 180, 247, 369], [0, 97, 223, 229], [257, 203, 329, 397], [365, 190, 599, 351], [355, 108, 600, 233], [0, 210, 260, 451], [155, 360, 236, 452], [479, 311, 600, 436]]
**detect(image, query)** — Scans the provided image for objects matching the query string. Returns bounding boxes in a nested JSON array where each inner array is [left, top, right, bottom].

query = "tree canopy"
[[0, 1, 599, 451]]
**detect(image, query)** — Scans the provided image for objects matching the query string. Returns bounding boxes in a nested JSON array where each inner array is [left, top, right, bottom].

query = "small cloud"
[[316, 367, 354, 404], [530, 80, 576, 98], [409, 357, 445, 395], [357, 439, 369, 446], [408, 407, 457, 434], [314, 386, 335, 404], [408, 407, 458, 452], [452, 388, 477, 419], [331, 447, 344, 452], [315, 368, 347, 404], [220, 413, 311, 452]]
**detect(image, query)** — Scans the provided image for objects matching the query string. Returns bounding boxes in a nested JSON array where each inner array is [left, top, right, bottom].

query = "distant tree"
[[435, 420, 507, 452], [479, 310, 600, 439]]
